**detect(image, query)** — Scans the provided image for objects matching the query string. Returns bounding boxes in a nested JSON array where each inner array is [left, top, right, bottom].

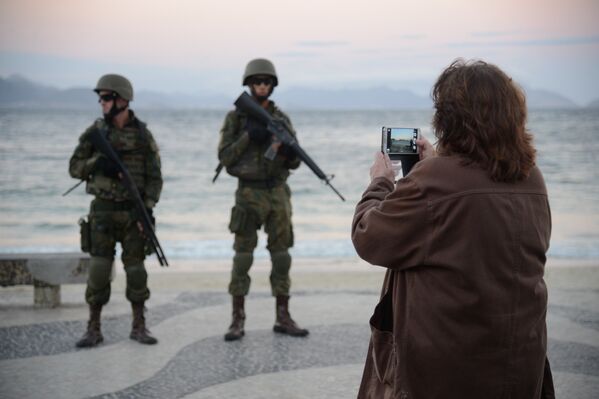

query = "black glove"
[[278, 144, 297, 160], [248, 126, 270, 143], [246, 118, 270, 143], [94, 156, 120, 179]]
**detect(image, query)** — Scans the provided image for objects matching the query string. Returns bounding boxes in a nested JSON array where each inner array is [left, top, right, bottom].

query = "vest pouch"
[[79, 216, 91, 253], [228, 205, 247, 233]]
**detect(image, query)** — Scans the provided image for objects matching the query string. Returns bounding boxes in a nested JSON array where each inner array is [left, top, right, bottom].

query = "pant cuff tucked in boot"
[[76, 304, 104, 348], [130, 302, 158, 345], [273, 295, 309, 337], [225, 295, 246, 341]]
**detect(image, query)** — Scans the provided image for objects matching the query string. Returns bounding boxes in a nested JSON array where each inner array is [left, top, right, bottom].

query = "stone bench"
[[0, 253, 105, 308]]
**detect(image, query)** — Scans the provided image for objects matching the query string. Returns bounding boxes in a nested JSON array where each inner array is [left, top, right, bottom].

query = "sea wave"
[[1, 238, 598, 260]]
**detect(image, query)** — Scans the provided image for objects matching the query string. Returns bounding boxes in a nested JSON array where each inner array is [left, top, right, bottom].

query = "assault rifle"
[[234, 92, 345, 201], [89, 122, 169, 266]]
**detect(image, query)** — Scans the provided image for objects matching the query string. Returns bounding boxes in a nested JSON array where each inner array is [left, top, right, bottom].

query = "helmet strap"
[[104, 100, 129, 122]]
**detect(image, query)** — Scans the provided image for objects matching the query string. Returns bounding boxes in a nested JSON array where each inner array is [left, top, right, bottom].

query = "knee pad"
[[125, 263, 148, 290], [271, 251, 291, 275], [233, 252, 253, 274], [88, 256, 113, 290]]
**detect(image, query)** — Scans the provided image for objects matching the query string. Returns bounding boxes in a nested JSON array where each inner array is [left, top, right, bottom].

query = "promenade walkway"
[[0, 258, 597, 398]]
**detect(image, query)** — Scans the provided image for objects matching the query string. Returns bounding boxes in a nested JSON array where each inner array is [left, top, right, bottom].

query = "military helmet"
[[94, 74, 134, 101], [242, 58, 278, 87]]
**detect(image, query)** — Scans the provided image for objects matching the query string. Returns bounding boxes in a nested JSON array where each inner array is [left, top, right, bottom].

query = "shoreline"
[[139, 256, 599, 272], [2, 255, 596, 311], [134, 256, 599, 293]]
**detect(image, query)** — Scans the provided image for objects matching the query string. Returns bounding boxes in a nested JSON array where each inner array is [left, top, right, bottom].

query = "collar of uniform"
[[122, 110, 138, 128], [265, 100, 279, 114]]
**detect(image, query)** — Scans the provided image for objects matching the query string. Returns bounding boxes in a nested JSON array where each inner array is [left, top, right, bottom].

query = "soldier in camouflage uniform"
[[218, 58, 309, 341], [69, 74, 163, 347]]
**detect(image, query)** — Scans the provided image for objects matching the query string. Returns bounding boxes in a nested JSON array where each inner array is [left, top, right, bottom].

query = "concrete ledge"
[[0, 253, 95, 307]]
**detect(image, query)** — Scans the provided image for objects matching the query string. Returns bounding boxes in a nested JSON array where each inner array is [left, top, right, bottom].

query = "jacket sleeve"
[[69, 126, 99, 180], [351, 175, 429, 270], [218, 110, 250, 167], [143, 128, 163, 209]]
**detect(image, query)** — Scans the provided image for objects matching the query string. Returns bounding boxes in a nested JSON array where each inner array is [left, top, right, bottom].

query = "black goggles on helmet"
[[249, 76, 273, 86], [98, 92, 118, 103]]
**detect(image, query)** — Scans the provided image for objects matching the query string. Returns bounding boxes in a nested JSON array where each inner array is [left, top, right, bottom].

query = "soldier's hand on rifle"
[[270, 140, 282, 152], [137, 208, 155, 238], [137, 221, 145, 237], [247, 126, 270, 143], [278, 143, 296, 160], [94, 156, 120, 179]]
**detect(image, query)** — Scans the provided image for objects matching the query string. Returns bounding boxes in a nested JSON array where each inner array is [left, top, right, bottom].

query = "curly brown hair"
[[432, 59, 536, 182]]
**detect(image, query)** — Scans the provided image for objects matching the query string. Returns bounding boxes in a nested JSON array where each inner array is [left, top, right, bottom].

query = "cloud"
[[274, 51, 321, 58], [449, 35, 599, 48], [400, 34, 426, 40], [295, 40, 350, 48], [470, 30, 520, 38]]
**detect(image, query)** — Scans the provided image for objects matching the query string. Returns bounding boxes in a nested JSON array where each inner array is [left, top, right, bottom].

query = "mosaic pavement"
[[0, 268, 598, 398]]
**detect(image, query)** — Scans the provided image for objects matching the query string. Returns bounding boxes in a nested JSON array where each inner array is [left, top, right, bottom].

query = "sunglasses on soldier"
[[98, 93, 117, 103], [250, 76, 273, 86]]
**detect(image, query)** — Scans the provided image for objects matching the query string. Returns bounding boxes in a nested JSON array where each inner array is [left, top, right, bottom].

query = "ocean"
[[1, 107, 598, 261]]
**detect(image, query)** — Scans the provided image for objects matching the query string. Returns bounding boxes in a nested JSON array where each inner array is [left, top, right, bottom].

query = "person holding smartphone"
[[352, 59, 554, 398]]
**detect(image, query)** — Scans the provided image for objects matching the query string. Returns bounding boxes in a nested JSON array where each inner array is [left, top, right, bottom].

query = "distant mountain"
[[275, 87, 431, 110], [0, 75, 230, 109], [0, 74, 585, 110], [523, 88, 579, 109], [587, 98, 599, 108], [0, 75, 96, 108]]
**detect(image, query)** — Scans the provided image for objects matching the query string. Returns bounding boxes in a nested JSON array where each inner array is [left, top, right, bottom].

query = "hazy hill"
[[276, 87, 431, 110], [0, 74, 586, 110], [0, 75, 230, 109], [0, 75, 96, 108], [523, 88, 579, 109], [587, 98, 599, 108]]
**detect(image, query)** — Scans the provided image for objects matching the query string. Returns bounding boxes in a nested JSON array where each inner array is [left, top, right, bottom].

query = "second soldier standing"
[[217, 58, 309, 341]]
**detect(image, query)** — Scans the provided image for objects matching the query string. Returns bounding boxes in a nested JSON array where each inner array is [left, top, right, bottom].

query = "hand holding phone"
[[381, 126, 420, 176], [370, 152, 396, 183], [381, 127, 419, 160]]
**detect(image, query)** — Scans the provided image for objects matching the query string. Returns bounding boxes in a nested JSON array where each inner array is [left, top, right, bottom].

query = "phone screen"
[[388, 128, 418, 154]]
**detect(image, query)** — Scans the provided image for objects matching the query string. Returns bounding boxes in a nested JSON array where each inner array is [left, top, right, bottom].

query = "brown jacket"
[[352, 156, 553, 399]]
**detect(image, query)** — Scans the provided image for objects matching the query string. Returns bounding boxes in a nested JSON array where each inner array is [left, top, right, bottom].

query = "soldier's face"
[[251, 76, 273, 98], [98, 90, 115, 114]]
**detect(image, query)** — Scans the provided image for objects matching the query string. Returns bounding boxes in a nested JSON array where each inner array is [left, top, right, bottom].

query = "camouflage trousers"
[[85, 198, 150, 306], [228, 183, 294, 297]]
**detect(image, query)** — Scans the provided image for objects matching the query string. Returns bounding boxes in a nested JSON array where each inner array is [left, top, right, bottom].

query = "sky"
[[1, 0, 598, 104]]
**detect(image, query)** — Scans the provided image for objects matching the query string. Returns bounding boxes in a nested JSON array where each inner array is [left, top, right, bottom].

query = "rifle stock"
[[89, 123, 169, 266], [234, 92, 345, 201]]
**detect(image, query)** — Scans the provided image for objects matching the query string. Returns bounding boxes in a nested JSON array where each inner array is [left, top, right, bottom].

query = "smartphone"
[[381, 127, 419, 160]]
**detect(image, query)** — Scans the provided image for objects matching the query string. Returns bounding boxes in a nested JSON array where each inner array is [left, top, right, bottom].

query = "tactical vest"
[[85, 118, 151, 201], [225, 108, 294, 183]]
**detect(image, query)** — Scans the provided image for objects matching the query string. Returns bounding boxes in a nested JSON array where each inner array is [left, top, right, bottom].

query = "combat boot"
[[76, 304, 104, 348], [224, 295, 245, 341], [130, 302, 158, 345], [273, 295, 309, 337]]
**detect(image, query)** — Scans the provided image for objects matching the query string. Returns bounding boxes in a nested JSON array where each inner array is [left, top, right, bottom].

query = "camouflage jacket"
[[69, 111, 163, 208], [217, 100, 301, 183]]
